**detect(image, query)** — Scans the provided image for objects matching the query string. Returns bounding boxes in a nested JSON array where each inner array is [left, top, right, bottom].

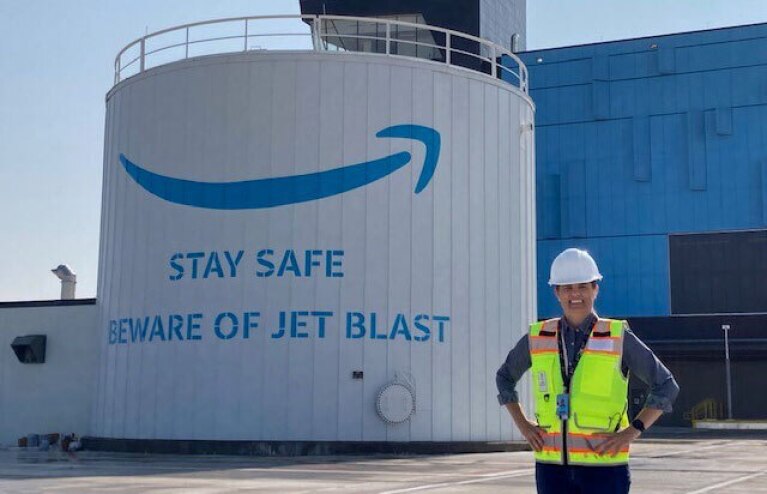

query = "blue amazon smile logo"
[[120, 124, 440, 210]]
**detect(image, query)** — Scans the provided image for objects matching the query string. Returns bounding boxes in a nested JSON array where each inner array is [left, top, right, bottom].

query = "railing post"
[[140, 37, 146, 72], [185, 27, 189, 58], [519, 65, 525, 92], [244, 19, 248, 51], [385, 22, 390, 55], [445, 33, 451, 64], [523, 65, 527, 92], [313, 16, 322, 51], [490, 45, 496, 78], [115, 59, 120, 85]]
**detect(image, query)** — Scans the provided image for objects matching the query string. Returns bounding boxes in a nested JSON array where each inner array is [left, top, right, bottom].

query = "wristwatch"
[[631, 418, 646, 433]]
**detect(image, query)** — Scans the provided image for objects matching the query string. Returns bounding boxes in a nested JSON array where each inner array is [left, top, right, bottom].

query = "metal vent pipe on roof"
[[51, 264, 76, 300]]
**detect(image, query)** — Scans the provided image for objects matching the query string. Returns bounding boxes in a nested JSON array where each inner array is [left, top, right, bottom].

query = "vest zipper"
[[562, 419, 568, 465]]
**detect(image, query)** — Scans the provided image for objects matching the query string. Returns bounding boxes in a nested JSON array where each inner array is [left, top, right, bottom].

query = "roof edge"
[[520, 20, 767, 54], [0, 298, 97, 309]]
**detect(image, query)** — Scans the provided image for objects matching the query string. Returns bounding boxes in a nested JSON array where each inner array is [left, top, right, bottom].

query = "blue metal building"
[[520, 24, 767, 425], [519, 24, 767, 319]]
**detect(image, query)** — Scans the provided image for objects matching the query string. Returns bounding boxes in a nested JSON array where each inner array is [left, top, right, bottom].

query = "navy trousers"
[[536, 463, 631, 494]]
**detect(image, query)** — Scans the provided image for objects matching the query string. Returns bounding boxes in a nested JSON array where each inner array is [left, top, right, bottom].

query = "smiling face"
[[554, 282, 599, 327]]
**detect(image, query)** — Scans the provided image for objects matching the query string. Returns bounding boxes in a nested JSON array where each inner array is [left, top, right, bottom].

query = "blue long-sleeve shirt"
[[496, 313, 679, 412]]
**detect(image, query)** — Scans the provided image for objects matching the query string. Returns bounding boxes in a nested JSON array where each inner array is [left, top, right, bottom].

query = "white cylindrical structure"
[[94, 32, 535, 443]]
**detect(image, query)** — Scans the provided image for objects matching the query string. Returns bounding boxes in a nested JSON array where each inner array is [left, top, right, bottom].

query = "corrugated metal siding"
[[523, 23, 767, 317]]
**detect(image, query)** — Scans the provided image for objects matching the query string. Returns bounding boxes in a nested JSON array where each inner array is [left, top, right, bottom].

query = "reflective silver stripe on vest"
[[593, 319, 610, 335], [543, 319, 558, 333], [567, 433, 629, 454], [585, 320, 621, 352], [542, 432, 564, 451], [530, 337, 558, 352], [530, 319, 559, 352], [567, 434, 606, 451], [586, 337, 617, 352]]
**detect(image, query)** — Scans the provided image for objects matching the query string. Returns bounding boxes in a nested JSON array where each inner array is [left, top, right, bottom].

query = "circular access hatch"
[[376, 383, 415, 424]]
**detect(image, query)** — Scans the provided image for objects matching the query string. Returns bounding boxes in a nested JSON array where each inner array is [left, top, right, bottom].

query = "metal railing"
[[114, 14, 528, 93], [684, 399, 724, 422]]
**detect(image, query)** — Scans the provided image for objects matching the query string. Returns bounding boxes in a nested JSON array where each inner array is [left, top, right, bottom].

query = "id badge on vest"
[[556, 393, 570, 419]]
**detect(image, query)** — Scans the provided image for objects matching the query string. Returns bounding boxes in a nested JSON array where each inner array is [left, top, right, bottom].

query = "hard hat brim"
[[548, 275, 603, 286]]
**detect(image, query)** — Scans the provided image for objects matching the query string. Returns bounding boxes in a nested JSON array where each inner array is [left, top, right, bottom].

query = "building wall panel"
[[0, 304, 98, 445], [523, 25, 767, 318]]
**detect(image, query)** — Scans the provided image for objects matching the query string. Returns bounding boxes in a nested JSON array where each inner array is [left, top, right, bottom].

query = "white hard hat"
[[548, 248, 603, 286]]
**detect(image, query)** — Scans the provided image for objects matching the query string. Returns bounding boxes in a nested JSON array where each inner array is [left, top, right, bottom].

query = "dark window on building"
[[670, 230, 767, 314]]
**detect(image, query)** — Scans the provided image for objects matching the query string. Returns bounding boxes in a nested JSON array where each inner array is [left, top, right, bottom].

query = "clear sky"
[[3, 0, 767, 301]]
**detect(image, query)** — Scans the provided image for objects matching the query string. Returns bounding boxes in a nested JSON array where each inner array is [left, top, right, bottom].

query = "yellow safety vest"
[[529, 317, 630, 466]]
